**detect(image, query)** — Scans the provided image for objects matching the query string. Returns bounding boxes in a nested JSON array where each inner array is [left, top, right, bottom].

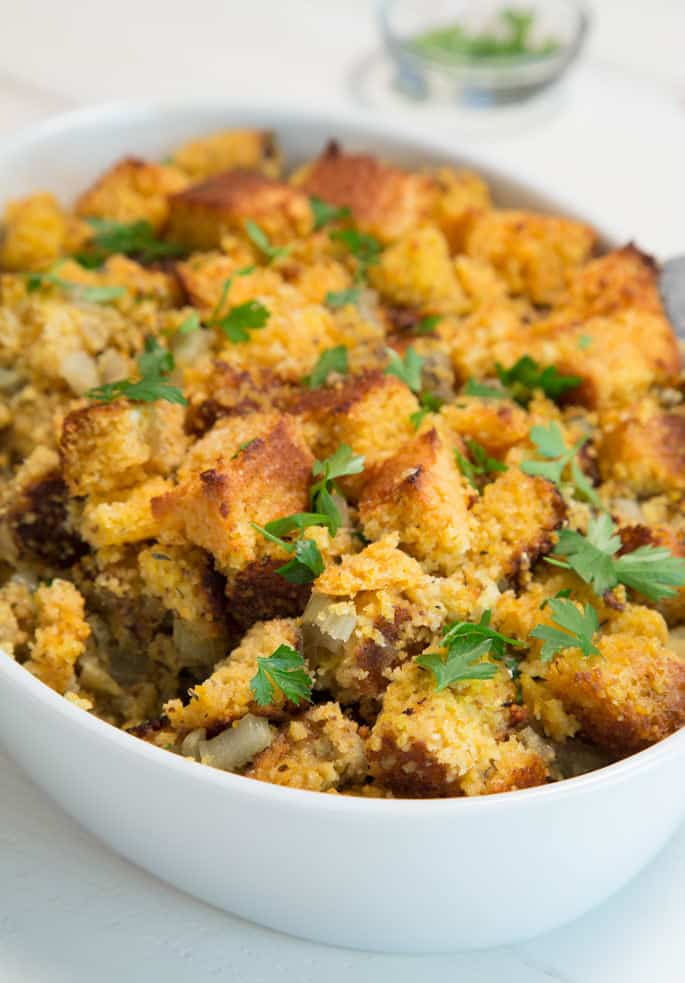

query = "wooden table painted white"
[[1, 2, 684, 979]]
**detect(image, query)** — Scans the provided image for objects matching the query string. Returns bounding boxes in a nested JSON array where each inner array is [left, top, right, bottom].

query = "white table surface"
[[1, 1, 684, 979]]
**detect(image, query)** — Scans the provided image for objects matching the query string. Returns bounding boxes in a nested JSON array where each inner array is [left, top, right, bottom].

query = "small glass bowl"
[[378, 0, 589, 107]]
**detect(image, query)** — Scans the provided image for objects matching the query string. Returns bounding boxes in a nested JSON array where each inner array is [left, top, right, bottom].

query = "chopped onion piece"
[[198, 715, 274, 772], [181, 727, 207, 760], [303, 593, 357, 647]]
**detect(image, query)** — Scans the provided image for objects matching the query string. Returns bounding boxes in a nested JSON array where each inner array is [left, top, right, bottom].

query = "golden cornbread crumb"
[[23, 579, 90, 694], [172, 128, 282, 180], [75, 156, 189, 230]]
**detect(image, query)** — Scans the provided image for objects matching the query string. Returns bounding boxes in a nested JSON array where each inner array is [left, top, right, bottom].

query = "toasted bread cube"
[[599, 401, 685, 494], [369, 225, 468, 313], [23, 580, 90, 695], [0, 193, 87, 271], [171, 129, 281, 180], [60, 400, 188, 497], [164, 618, 300, 733], [184, 366, 295, 437], [446, 298, 530, 382], [544, 631, 685, 755], [618, 524, 685, 625], [359, 428, 473, 575], [432, 166, 491, 252], [75, 157, 189, 231], [246, 703, 366, 791], [167, 170, 312, 251], [440, 397, 529, 457], [565, 245, 664, 318], [285, 370, 419, 480], [152, 417, 313, 574], [464, 209, 597, 305], [138, 544, 228, 630], [296, 142, 438, 243], [467, 468, 566, 582], [367, 662, 550, 797], [79, 476, 172, 548]]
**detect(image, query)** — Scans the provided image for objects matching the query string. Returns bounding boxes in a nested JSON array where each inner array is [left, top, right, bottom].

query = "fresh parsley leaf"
[[251, 522, 326, 583], [463, 378, 508, 400], [310, 196, 351, 231], [415, 315, 441, 335], [409, 391, 444, 430], [496, 356, 581, 405], [79, 218, 186, 264], [87, 336, 186, 406], [305, 346, 348, 388], [245, 219, 290, 262], [250, 644, 313, 707], [25, 266, 126, 305], [578, 334, 593, 350], [310, 445, 364, 536], [330, 228, 382, 281], [530, 598, 599, 662], [325, 287, 360, 309], [416, 612, 523, 691], [216, 300, 270, 343], [263, 512, 333, 537], [551, 514, 685, 601], [209, 265, 256, 323], [455, 438, 507, 490], [521, 422, 600, 506], [385, 346, 424, 394], [177, 312, 201, 336]]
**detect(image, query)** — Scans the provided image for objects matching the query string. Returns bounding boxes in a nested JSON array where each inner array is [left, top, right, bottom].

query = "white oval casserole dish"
[[0, 102, 683, 953]]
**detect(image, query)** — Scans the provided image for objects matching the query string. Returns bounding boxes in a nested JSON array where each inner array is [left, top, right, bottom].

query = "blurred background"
[[0, 0, 683, 255]]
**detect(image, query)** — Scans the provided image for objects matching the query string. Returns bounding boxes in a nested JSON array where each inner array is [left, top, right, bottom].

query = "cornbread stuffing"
[[1, 127, 684, 798]]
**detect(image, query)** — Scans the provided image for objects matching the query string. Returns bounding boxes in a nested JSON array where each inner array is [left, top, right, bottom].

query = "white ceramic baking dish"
[[0, 102, 683, 953]]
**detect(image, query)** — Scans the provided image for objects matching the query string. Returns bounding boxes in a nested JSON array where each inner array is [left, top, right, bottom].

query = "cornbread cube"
[[285, 370, 419, 481], [138, 544, 227, 630], [184, 366, 296, 437], [466, 468, 566, 582], [296, 142, 438, 243], [445, 298, 530, 382], [23, 579, 90, 694], [359, 428, 473, 575], [164, 618, 301, 733], [174, 253, 278, 314], [367, 662, 550, 797], [618, 524, 685, 625], [439, 397, 529, 458], [369, 224, 468, 313], [543, 631, 685, 755], [167, 170, 312, 251], [565, 244, 664, 318], [152, 417, 313, 574], [246, 702, 367, 791], [432, 166, 491, 253], [598, 401, 685, 494], [0, 577, 37, 659], [171, 128, 282, 180], [60, 400, 188, 497], [79, 476, 172, 549], [464, 209, 597, 305], [178, 411, 287, 481], [0, 193, 87, 271], [1, 446, 86, 569], [75, 156, 189, 230]]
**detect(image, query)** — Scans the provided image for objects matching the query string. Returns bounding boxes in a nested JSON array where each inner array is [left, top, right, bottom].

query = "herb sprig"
[[245, 220, 290, 263], [305, 346, 348, 389], [26, 264, 126, 305], [521, 421, 600, 507], [385, 346, 424, 393], [310, 196, 351, 231], [464, 355, 580, 406], [87, 336, 186, 405], [250, 644, 313, 707], [76, 218, 186, 266], [310, 445, 364, 535], [416, 612, 524, 691], [206, 265, 269, 342], [455, 439, 507, 490], [530, 597, 599, 663], [549, 513, 685, 601]]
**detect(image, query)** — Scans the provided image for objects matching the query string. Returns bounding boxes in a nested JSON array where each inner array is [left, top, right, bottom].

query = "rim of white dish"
[[0, 100, 679, 815]]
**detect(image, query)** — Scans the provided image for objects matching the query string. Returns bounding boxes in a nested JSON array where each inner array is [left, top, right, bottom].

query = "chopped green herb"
[[310, 196, 351, 231], [416, 612, 522, 691], [530, 598, 600, 663], [550, 514, 685, 601], [245, 219, 290, 263], [251, 522, 325, 584], [208, 265, 256, 323], [77, 218, 186, 265], [463, 378, 508, 400], [310, 445, 364, 535], [26, 265, 126, 305], [87, 336, 186, 406], [305, 346, 348, 388], [415, 315, 441, 335], [455, 438, 507, 490], [263, 512, 334, 537], [250, 644, 313, 707], [215, 299, 270, 343], [578, 334, 593, 350], [176, 311, 201, 336], [521, 421, 600, 507], [385, 346, 424, 394], [409, 391, 444, 430], [330, 228, 382, 282], [495, 356, 581, 405], [325, 287, 360, 310]]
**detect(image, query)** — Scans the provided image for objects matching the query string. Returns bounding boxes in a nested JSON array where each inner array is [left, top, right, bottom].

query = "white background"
[[1, 1, 684, 979]]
